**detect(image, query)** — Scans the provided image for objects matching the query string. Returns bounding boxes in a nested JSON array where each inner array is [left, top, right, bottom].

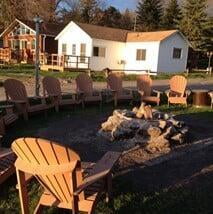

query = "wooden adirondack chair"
[[43, 76, 79, 112], [166, 75, 190, 106], [0, 107, 17, 184], [137, 75, 162, 106], [209, 92, 213, 109], [107, 73, 133, 107], [0, 147, 16, 184], [76, 73, 102, 107], [12, 137, 120, 214], [4, 79, 48, 121]]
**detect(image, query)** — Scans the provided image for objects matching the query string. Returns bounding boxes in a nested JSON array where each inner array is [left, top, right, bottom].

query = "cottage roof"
[[76, 22, 130, 42], [126, 30, 179, 42], [0, 19, 65, 37]]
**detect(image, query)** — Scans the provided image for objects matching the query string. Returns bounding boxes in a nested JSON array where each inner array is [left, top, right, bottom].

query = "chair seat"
[[28, 104, 47, 113], [84, 95, 102, 102], [60, 99, 79, 106], [3, 113, 18, 126], [169, 97, 187, 104], [142, 96, 160, 104]]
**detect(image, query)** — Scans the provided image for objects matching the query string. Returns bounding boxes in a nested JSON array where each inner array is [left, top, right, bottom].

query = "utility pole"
[[134, 14, 137, 32], [33, 15, 43, 96]]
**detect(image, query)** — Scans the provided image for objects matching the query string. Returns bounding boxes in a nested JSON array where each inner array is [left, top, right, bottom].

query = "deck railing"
[[38, 54, 90, 70]]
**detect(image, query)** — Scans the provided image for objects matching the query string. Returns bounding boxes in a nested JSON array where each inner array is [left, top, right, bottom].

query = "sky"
[[106, 0, 138, 11], [106, 0, 213, 15]]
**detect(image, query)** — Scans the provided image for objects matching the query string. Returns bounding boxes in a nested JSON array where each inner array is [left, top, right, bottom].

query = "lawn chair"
[[12, 137, 120, 214], [4, 79, 48, 121], [0, 147, 16, 185], [137, 75, 162, 106], [166, 75, 190, 106], [209, 92, 213, 109], [0, 113, 17, 184], [43, 76, 79, 112], [76, 73, 102, 108], [107, 73, 133, 107]]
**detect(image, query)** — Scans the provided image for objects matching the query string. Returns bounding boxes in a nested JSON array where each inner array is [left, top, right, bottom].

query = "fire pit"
[[98, 103, 189, 153]]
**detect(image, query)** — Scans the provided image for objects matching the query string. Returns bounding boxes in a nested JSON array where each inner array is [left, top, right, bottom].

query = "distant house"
[[55, 21, 189, 74], [0, 19, 64, 63]]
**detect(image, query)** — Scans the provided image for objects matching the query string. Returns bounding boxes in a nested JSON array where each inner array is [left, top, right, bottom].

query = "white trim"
[[0, 19, 36, 38], [55, 21, 91, 40]]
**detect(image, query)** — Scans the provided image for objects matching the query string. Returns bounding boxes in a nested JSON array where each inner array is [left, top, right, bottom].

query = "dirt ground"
[[36, 109, 213, 172]]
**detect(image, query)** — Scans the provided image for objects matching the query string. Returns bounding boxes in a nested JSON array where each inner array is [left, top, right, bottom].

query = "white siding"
[[57, 22, 92, 69], [124, 42, 160, 74], [90, 39, 126, 71], [157, 33, 189, 73]]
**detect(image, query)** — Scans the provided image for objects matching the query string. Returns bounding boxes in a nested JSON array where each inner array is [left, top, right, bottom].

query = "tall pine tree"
[[136, 0, 163, 31], [163, 0, 181, 30], [179, 0, 208, 50]]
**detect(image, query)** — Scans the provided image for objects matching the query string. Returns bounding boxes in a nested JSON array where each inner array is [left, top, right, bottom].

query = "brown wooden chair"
[[0, 147, 16, 185], [209, 92, 213, 109], [166, 75, 190, 106], [43, 76, 79, 112], [0, 110, 17, 184], [137, 75, 162, 106], [4, 79, 48, 121], [107, 73, 133, 107], [76, 73, 102, 107], [12, 137, 120, 214]]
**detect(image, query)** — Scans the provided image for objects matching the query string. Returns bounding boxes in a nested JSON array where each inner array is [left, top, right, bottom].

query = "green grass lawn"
[[0, 64, 212, 82], [0, 105, 213, 213]]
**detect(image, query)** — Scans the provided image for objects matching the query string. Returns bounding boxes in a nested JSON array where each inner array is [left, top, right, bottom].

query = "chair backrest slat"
[[137, 75, 152, 96], [4, 79, 28, 102], [107, 73, 123, 93], [170, 75, 187, 97], [42, 76, 62, 99], [12, 138, 82, 204], [76, 73, 93, 96]]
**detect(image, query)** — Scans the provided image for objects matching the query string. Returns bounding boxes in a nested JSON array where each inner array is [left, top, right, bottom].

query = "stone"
[[171, 133, 184, 144], [159, 120, 167, 130]]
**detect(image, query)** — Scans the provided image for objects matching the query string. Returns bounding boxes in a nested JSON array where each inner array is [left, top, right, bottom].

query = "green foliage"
[[162, 0, 181, 30], [179, 0, 209, 51], [136, 0, 163, 31]]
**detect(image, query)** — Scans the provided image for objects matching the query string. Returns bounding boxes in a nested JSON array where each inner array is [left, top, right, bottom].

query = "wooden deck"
[[39, 54, 90, 72]]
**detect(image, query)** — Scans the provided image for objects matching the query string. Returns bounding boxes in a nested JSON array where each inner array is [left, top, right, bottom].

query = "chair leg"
[[34, 203, 44, 214], [106, 174, 112, 203], [23, 111, 29, 121], [16, 170, 29, 214]]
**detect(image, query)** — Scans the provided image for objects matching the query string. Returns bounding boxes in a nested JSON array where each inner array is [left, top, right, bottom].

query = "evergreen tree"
[[162, 0, 181, 29], [179, 0, 208, 50], [136, 0, 163, 31]]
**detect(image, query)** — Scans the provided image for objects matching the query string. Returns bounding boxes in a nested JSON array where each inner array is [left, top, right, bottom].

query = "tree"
[[136, 0, 163, 31], [179, 0, 209, 51], [99, 6, 122, 28], [162, 0, 181, 29], [80, 0, 103, 24], [120, 9, 134, 30]]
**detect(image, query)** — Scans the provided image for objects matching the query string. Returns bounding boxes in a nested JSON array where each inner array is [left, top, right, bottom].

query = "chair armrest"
[[74, 151, 121, 196], [165, 89, 171, 97], [11, 100, 26, 104], [138, 90, 145, 96], [153, 89, 162, 97], [0, 104, 14, 109], [208, 92, 213, 99], [185, 89, 191, 97], [0, 148, 14, 159]]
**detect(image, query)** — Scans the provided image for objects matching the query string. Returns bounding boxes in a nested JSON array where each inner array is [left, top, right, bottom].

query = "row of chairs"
[[3, 73, 209, 123]]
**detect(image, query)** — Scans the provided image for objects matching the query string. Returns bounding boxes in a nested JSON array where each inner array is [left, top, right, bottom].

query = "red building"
[[0, 19, 64, 63]]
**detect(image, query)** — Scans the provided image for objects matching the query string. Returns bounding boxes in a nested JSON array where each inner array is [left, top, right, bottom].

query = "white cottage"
[[55, 21, 189, 74]]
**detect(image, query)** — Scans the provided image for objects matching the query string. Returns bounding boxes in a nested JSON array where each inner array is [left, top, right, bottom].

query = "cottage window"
[[173, 48, 182, 59], [93, 46, 106, 57], [136, 49, 146, 61], [21, 40, 27, 49], [72, 44, 76, 55], [62, 44, 67, 55], [31, 40, 36, 50], [20, 26, 25, 35]]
